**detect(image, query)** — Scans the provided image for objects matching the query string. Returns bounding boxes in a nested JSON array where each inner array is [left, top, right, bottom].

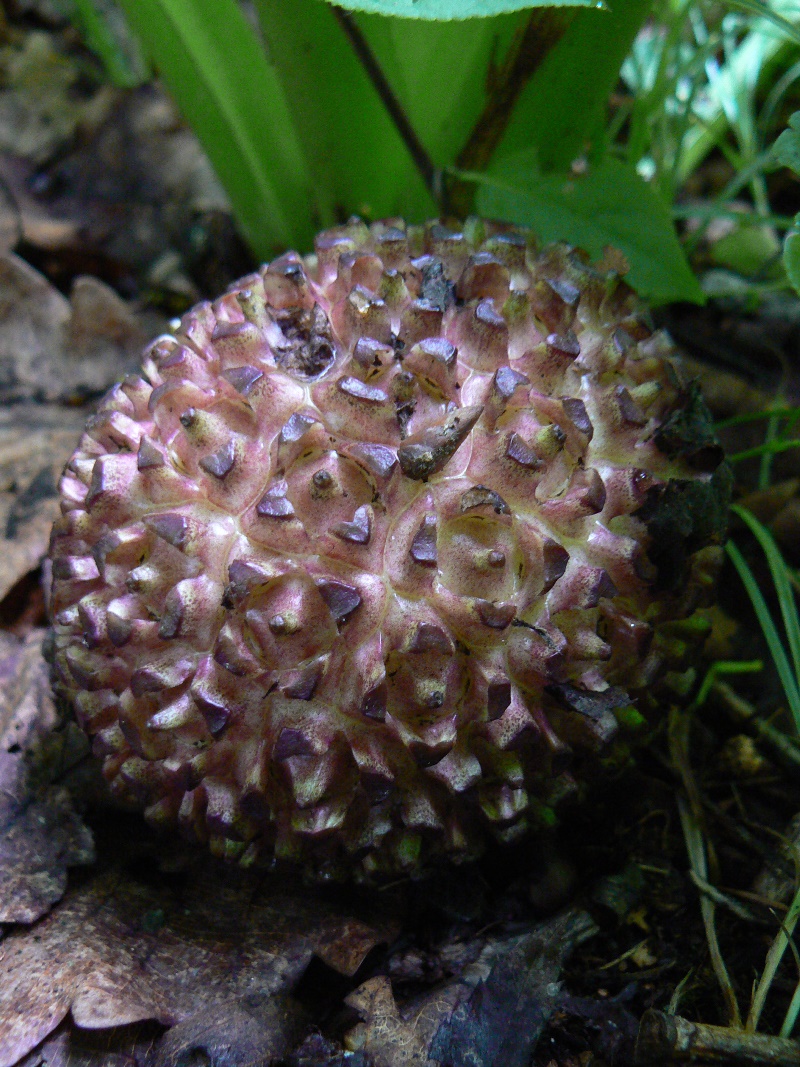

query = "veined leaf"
[[321, 0, 596, 17], [357, 11, 524, 165], [471, 153, 704, 304], [773, 112, 800, 174], [253, 0, 433, 224], [115, 0, 314, 258]]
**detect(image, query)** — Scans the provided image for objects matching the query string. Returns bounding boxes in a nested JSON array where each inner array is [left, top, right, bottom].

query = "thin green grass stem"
[[732, 506, 800, 690], [748, 880, 800, 1031], [726, 539, 800, 731]]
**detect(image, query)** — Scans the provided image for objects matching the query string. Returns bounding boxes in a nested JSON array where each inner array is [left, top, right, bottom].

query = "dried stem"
[[636, 1010, 800, 1066]]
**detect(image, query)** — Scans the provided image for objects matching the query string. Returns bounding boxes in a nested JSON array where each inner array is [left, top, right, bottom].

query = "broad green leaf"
[[773, 112, 800, 174], [115, 0, 314, 258], [357, 12, 524, 164], [254, 0, 433, 224], [473, 153, 704, 304], [494, 0, 652, 169], [322, 0, 596, 18]]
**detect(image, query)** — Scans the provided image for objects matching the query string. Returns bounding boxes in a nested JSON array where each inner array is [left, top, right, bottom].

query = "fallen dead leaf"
[[0, 254, 147, 404], [346, 909, 595, 1067], [0, 630, 57, 751], [0, 749, 94, 925], [149, 993, 307, 1067], [0, 410, 86, 606], [0, 31, 116, 167], [0, 858, 396, 1067], [0, 630, 93, 926]]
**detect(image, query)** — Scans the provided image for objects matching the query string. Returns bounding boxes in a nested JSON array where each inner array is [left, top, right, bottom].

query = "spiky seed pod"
[[47, 217, 730, 878]]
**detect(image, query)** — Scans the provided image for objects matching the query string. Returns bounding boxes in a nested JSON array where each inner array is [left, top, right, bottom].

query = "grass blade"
[[725, 0, 800, 46], [116, 0, 313, 257], [726, 538, 800, 730], [748, 881, 800, 1031], [70, 0, 145, 87], [732, 505, 800, 686]]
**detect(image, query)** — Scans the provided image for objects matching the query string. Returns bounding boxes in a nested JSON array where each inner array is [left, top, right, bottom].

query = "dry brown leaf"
[[150, 994, 307, 1067], [0, 254, 146, 404], [346, 910, 594, 1067], [0, 859, 396, 1067], [0, 630, 93, 926], [0, 750, 94, 925], [347, 976, 462, 1067], [0, 403, 87, 602], [0, 630, 57, 751]]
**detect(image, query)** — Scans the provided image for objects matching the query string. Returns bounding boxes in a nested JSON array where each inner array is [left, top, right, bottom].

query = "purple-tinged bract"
[[48, 218, 730, 878]]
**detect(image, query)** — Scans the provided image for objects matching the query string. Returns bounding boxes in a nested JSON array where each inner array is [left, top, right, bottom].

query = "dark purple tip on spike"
[[505, 433, 542, 470], [280, 412, 317, 444], [547, 278, 580, 306], [256, 482, 295, 519], [410, 515, 437, 566], [560, 397, 593, 440], [361, 682, 388, 721], [460, 485, 510, 515], [542, 540, 569, 591], [137, 436, 165, 470], [333, 504, 372, 545], [409, 622, 453, 655], [221, 366, 264, 396], [338, 376, 389, 404], [494, 366, 529, 399], [199, 441, 236, 479], [476, 600, 516, 629], [348, 442, 397, 479], [487, 680, 512, 720], [273, 727, 314, 760], [148, 513, 189, 549], [317, 579, 362, 623]]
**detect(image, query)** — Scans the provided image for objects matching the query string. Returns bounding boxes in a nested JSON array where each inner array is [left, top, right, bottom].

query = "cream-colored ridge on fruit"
[[47, 217, 731, 879]]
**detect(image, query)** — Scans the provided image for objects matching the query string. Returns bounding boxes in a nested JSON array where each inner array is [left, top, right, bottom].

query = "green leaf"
[[253, 0, 433, 224], [773, 112, 800, 174], [726, 537, 800, 732], [731, 505, 800, 692], [784, 225, 800, 296], [115, 0, 314, 258], [494, 0, 651, 170], [322, 0, 596, 18], [356, 11, 524, 164], [67, 0, 147, 87], [472, 154, 704, 304]]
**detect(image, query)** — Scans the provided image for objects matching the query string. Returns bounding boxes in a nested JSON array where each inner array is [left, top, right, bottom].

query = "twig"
[[332, 8, 439, 204], [447, 10, 571, 216], [688, 871, 761, 923], [635, 1010, 800, 1066], [712, 680, 800, 778]]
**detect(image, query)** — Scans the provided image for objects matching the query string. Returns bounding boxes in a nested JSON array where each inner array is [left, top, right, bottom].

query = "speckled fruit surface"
[[47, 218, 730, 879]]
